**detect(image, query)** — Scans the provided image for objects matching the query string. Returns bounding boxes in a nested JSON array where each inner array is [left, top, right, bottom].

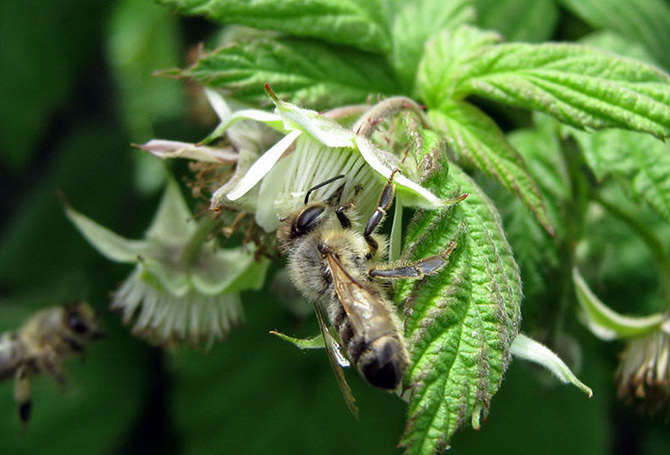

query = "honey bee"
[[277, 171, 457, 413], [0, 301, 105, 427]]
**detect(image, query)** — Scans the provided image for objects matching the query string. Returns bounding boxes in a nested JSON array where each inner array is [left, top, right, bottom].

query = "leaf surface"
[[397, 162, 521, 454], [180, 38, 400, 109]]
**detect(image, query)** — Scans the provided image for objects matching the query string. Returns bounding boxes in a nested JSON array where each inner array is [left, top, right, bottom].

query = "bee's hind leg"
[[369, 242, 457, 279], [14, 365, 32, 428]]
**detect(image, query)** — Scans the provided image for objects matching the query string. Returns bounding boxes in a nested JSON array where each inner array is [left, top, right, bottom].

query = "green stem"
[[180, 216, 220, 267], [595, 194, 670, 309], [352, 97, 427, 138], [548, 141, 588, 346]]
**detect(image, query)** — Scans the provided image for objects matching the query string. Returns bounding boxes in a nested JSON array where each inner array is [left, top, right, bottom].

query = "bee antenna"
[[304, 175, 345, 205]]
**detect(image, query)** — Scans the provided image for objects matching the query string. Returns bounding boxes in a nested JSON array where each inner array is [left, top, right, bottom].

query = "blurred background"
[[1, 0, 669, 454]]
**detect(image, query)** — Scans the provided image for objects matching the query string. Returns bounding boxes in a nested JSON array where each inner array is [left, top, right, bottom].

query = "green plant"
[[2, 0, 670, 454]]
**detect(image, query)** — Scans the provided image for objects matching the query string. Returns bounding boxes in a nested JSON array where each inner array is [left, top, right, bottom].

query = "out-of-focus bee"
[[277, 171, 457, 413], [0, 301, 105, 427]]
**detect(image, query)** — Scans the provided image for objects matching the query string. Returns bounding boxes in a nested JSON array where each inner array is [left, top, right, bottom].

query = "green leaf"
[[396, 163, 522, 454], [474, 0, 559, 43], [571, 128, 670, 225], [508, 115, 570, 234], [389, 0, 474, 93], [455, 34, 670, 140], [180, 37, 400, 110], [428, 102, 553, 233], [417, 26, 501, 107], [580, 31, 657, 66], [559, 0, 670, 71], [498, 116, 569, 297], [269, 331, 325, 350], [157, 0, 391, 53]]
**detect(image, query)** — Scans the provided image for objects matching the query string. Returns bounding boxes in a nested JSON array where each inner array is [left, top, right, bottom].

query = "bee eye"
[[67, 313, 88, 335], [293, 205, 326, 237]]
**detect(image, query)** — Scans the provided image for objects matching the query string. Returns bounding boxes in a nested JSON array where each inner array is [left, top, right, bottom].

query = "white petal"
[[204, 88, 231, 121], [354, 136, 446, 208], [511, 333, 593, 397], [226, 130, 302, 201], [139, 139, 238, 163], [274, 99, 355, 147], [205, 109, 284, 143]]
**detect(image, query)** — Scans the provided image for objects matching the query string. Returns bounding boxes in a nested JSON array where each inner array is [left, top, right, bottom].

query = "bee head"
[[63, 301, 106, 341], [277, 203, 329, 252], [277, 175, 346, 250]]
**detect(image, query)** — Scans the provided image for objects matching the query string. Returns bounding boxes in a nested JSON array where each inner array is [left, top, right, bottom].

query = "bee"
[[0, 301, 105, 427], [277, 171, 456, 413]]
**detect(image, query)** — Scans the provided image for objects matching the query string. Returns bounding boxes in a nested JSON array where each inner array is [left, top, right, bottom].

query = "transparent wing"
[[313, 301, 358, 417], [323, 250, 376, 337]]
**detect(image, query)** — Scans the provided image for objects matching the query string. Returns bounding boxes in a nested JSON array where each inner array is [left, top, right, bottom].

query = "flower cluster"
[[69, 86, 451, 345]]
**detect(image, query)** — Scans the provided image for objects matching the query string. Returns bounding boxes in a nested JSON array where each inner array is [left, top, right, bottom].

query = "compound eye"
[[67, 312, 88, 335], [293, 205, 326, 237]]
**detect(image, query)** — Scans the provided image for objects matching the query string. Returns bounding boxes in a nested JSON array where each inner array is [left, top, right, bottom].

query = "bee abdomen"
[[356, 336, 407, 390], [332, 309, 408, 390]]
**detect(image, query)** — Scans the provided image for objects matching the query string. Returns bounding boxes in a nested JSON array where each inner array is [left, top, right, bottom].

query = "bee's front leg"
[[369, 242, 457, 279], [364, 169, 400, 259], [14, 365, 32, 428]]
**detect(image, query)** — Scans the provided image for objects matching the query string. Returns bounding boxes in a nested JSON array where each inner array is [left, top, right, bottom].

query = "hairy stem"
[[353, 97, 427, 138]]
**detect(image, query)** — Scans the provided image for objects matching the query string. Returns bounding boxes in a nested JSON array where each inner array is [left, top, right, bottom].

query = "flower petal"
[[573, 267, 666, 340], [146, 179, 197, 242], [254, 136, 380, 231], [65, 205, 148, 263], [354, 136, 451, 208], [226, 130, 302, 201], [138, 139, 238, 163], [203, 88, 231, 121], [511, 333, 593, 397], [204, 108, 284, 144], [273, 97, 355, 147], [190, 246, 269, 295]]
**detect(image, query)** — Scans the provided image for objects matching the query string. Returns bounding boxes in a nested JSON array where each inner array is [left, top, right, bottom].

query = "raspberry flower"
[[66, 179, 268, 345]]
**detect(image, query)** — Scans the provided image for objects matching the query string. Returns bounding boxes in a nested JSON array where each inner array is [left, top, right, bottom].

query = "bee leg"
[[14, 365, 32, 429], [364, 169, 400, 258], [335, 202, 354, 229], [41, 347, 66, 390], [369, 242, 457, 279]]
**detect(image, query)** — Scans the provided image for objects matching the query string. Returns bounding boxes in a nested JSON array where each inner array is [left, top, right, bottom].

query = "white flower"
[[65, 178, 268, 345], [142, 86, 459, 233]]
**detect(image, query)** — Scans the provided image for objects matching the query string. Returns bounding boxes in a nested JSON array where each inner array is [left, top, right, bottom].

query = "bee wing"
[[314, 301, 359, 417], [323, 250, 373, 337]]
